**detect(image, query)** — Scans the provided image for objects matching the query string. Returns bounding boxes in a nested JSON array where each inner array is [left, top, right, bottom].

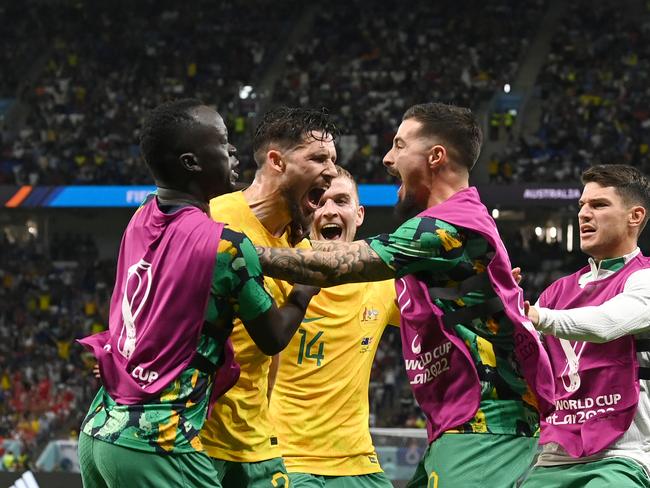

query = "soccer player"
[[521, 165, 650, 488], [77, 99, 318, 488], [271, 165, 399, 487], [256, 102, 556, 487], [200, 107, 338, 487]]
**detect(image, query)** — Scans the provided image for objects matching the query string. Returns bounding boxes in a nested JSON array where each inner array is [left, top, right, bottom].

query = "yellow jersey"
[[201, 191, 303, 462], [270, 279, 399, 475]]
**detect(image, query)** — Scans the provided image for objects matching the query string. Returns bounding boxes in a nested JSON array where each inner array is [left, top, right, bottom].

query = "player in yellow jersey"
[[270, 166, 399, 488], [200, 107, 338, 487]]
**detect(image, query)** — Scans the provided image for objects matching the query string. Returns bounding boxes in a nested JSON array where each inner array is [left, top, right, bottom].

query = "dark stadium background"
[[1, 0, 649, 485]]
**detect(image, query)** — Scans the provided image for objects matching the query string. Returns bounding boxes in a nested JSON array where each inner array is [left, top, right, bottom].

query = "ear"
[[629, 205, 646, 230], [355, 204, 365, 228], [267, 149, 285, 174], [428, 144, 446, 169], [179, 153, 200, 172]]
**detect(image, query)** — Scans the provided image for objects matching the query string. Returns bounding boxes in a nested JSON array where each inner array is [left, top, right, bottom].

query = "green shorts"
[[211, 456, 289, 487], [406, 433, 538, 488], [289, 471, 392, 487], [78, 432, 221, 488], [521, 457, 650, 488]]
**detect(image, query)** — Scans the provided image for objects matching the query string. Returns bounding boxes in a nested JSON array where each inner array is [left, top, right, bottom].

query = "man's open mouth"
[[307, 187, 327, 209], [320, 223, 343, 240]]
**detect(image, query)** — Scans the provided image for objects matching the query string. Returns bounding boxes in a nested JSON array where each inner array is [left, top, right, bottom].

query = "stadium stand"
[[502, 0, 650, 181], [0, 232, 110, 469], [1, 0, 300, 186], [271, 0, 548, 182]]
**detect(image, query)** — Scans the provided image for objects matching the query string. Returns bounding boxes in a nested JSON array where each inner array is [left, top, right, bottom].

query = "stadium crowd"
[[0, 232, 109, 470], [272, 0, 546, 182], [500, 1, 650, 182], [0, 2, 46, 99], [4, 0, 649, 187], [1, 0, 553, 186], [1, 0, 299, 186]]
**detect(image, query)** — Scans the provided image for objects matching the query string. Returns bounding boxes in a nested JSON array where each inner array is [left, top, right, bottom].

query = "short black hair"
[[252, 107, 338, 167], [582, 164, 650, 230], [403, 103, 483, 171], [140, 98, 204, 177]]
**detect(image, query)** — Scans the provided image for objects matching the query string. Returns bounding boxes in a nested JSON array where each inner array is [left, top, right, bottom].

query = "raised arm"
[[256, 240, 395, 287]]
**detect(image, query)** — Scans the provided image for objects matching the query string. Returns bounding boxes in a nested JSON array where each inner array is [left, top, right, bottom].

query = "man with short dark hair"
[[77, 99, 318, 488], [255, 102, 555, 487], [201, 106, 338, 487], [523, 164, 650, 488]]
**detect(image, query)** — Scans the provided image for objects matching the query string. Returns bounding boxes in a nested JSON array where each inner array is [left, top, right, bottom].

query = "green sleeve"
[[210, 227, 273, 322], [365, 216, 480, 278]]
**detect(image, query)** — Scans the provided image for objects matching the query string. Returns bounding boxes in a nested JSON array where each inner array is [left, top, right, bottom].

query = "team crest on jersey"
[[360, 306, 379, 322], [360, 336, 373, 353]]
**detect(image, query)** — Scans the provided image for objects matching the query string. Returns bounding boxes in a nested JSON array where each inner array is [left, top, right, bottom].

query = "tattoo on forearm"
[[310, 240, 351, 252], [256, 241, 394, 286]]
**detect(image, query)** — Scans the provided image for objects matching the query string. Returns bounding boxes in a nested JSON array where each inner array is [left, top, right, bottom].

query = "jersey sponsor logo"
[[368, 455, 378, 464], [559, 339, 587, 392], [360, 336, 374, 353], [301, 316, 324, 323], [119, 259, 152, 359]]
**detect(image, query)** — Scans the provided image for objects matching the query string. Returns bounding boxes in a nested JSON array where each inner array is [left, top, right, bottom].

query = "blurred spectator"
[[0, 2, 45, 97], [272, 0, 546, 182], [0, 230, 112, 463], [1, 0, 301, 185], [503, 1, 650, 182]]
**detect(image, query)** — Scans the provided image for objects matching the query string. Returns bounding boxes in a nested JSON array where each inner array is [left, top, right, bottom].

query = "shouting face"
[[383, 118, 432, 220], [312, 175, 364, 243], [279, 131, 338, 232]]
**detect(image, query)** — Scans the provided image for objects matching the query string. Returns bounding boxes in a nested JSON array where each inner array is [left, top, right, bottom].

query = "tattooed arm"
[[309, 240, 354, 252], [256, 240, 395, 287]]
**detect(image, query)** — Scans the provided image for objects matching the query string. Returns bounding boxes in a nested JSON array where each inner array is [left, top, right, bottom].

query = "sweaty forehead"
[[292, 133, 336, 154]]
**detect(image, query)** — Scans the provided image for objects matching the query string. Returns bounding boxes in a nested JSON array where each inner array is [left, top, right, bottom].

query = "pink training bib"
[[397, 187, 554, 442], [80, 197, 239, 414], [538, 253, 650, 457]]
